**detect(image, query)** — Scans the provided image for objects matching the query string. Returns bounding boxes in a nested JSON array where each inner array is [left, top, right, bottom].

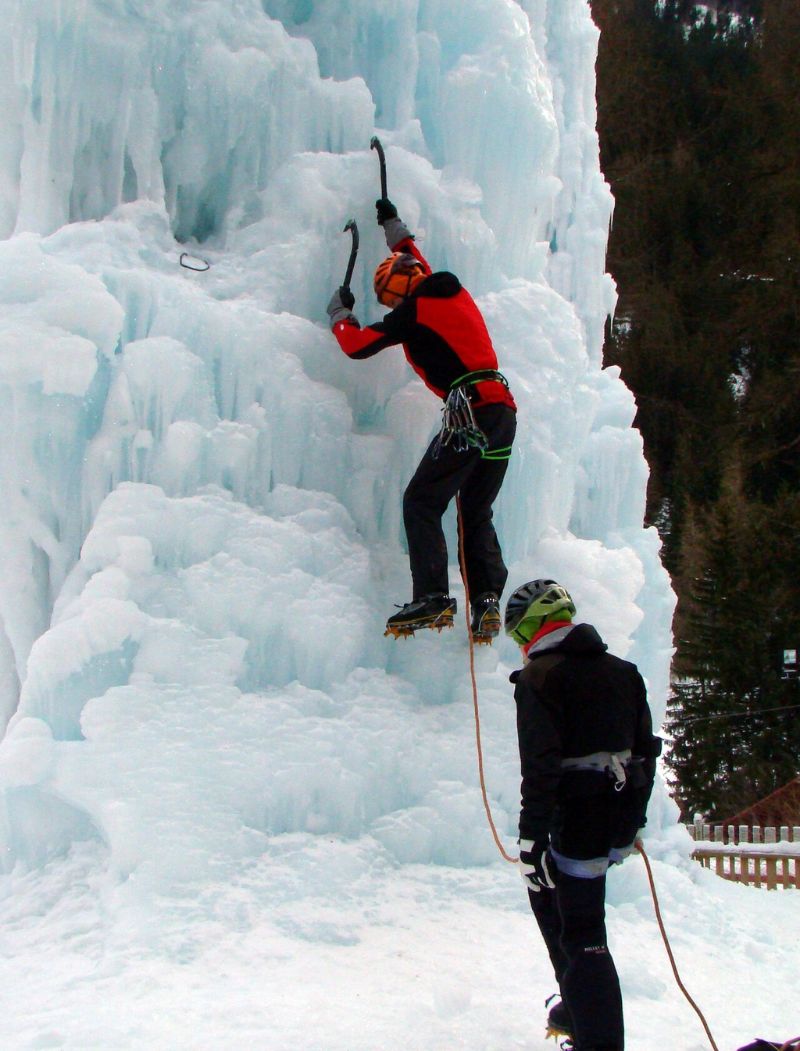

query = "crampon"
[[384, 595, 457, 638], [470, 594, 501, 645], [545, 996, 573, 1048], [545, 1027, 573, 1050], [471, 631, 495, 646]]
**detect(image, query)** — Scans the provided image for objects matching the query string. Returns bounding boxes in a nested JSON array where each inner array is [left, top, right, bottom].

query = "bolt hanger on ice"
[[179, 252, 210, 272]]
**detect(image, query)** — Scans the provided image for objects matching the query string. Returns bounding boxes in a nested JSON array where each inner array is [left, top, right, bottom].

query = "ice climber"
[[326, 197, 517, 641], [504, 579, 662, 1051]]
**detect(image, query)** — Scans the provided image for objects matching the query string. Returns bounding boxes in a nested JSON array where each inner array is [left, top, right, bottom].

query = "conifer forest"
[[591, 0, 800, 820]]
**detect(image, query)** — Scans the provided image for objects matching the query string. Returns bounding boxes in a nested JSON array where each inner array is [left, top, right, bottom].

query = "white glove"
[[518, 838, 556, 892]]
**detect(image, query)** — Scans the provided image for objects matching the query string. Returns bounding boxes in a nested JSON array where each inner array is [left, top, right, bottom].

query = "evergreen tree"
[[668, 472, 800, 817], [591, 0, 800, 816], [731, 0, 800, 503], [592, 0, 757, 563]]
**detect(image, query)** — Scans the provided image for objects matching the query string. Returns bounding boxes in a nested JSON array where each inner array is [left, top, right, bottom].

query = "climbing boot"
[[546, 996, 573, 1044], [470, 592, 501, 643], [385, 594, 456, 638]]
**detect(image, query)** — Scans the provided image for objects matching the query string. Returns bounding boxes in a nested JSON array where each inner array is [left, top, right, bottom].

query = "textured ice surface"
[[0, 0, 677, 880], [0, 6, 794, 1051]]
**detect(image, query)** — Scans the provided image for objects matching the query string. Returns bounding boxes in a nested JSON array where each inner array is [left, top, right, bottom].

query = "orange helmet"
[[374, 252, 426, 307]]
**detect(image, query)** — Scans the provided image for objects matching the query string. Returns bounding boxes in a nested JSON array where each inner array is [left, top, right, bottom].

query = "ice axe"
[[341, 218, 359, 294], [370, 136, 388, 199]]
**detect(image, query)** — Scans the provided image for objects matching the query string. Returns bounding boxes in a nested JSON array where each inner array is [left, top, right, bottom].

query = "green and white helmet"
[[504, 579, 576, 645]]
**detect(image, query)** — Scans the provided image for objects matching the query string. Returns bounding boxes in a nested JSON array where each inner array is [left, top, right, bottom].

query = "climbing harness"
[[481, 443, 514, 462], [561, 749, 632, 791], [433, 370, 511, 459]]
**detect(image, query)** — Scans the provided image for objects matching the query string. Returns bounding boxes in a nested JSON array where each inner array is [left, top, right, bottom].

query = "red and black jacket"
[[332, 236, 516, 412]]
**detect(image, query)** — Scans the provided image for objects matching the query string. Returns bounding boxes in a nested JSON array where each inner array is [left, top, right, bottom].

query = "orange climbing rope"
[[636, 842, 721, 1051], [456, 495, 518, 865]]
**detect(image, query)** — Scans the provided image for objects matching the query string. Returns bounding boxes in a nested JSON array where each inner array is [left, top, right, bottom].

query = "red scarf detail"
[[521, 619, 572, 659]]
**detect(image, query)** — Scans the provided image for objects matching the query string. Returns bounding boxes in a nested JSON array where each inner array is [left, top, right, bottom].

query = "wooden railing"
[[687, 822, 800, 890]]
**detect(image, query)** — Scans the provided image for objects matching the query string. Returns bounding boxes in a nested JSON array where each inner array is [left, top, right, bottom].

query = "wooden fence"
[[687, 822, 800, 890]]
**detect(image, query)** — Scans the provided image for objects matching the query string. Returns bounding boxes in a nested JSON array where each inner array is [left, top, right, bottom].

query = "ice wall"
[[0, 0, 677, 889]]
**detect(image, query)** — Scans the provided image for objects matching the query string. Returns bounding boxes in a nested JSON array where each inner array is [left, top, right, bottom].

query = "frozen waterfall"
[[10, 6, 794, 1051]]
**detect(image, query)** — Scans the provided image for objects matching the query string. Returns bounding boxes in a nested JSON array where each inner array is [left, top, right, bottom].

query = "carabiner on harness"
[[433, 385, 488, 458], [432, 370, 509, 459], [561, 749, 631, 793]]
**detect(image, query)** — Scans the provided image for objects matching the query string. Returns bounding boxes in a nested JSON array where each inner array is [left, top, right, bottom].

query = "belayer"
[[504, 579, 662, 1051], [326, 196, 517, 641]]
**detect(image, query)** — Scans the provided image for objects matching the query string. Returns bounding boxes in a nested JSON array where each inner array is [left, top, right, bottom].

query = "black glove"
[[326, 286, 356, 327], [518, 838, 556, 893], [609, 833, 643, 865], [376, 198, 398, 226]]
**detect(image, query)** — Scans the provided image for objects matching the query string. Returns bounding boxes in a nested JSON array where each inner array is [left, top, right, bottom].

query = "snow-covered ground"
[[0, 1, 796, 1048], [1, 834, 797, 1050]]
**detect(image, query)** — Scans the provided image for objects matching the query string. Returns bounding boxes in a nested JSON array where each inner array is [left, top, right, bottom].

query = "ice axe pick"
[[370, 136, 388, 199], [341, 218, 359, 294]]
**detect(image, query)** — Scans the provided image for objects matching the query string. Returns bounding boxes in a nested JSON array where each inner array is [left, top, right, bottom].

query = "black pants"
[[529, 873, 624, 1051], [403, 403, 516, 600]]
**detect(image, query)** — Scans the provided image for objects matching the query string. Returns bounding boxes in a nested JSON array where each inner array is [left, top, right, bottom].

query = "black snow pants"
[[402, 403, 516, 601], [529, 871, 624, 1051]]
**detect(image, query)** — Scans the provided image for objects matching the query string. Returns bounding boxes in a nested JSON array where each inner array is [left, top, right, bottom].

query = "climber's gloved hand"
[[609, 833, 644, 866], [518, 838, 556, 893], [375, 197, 398, 225], [376, 198, 414, 250], [326, 286, 357, 328]]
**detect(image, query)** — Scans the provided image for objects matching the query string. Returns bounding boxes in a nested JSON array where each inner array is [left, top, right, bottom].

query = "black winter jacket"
[[511, 623, 661, 858]]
